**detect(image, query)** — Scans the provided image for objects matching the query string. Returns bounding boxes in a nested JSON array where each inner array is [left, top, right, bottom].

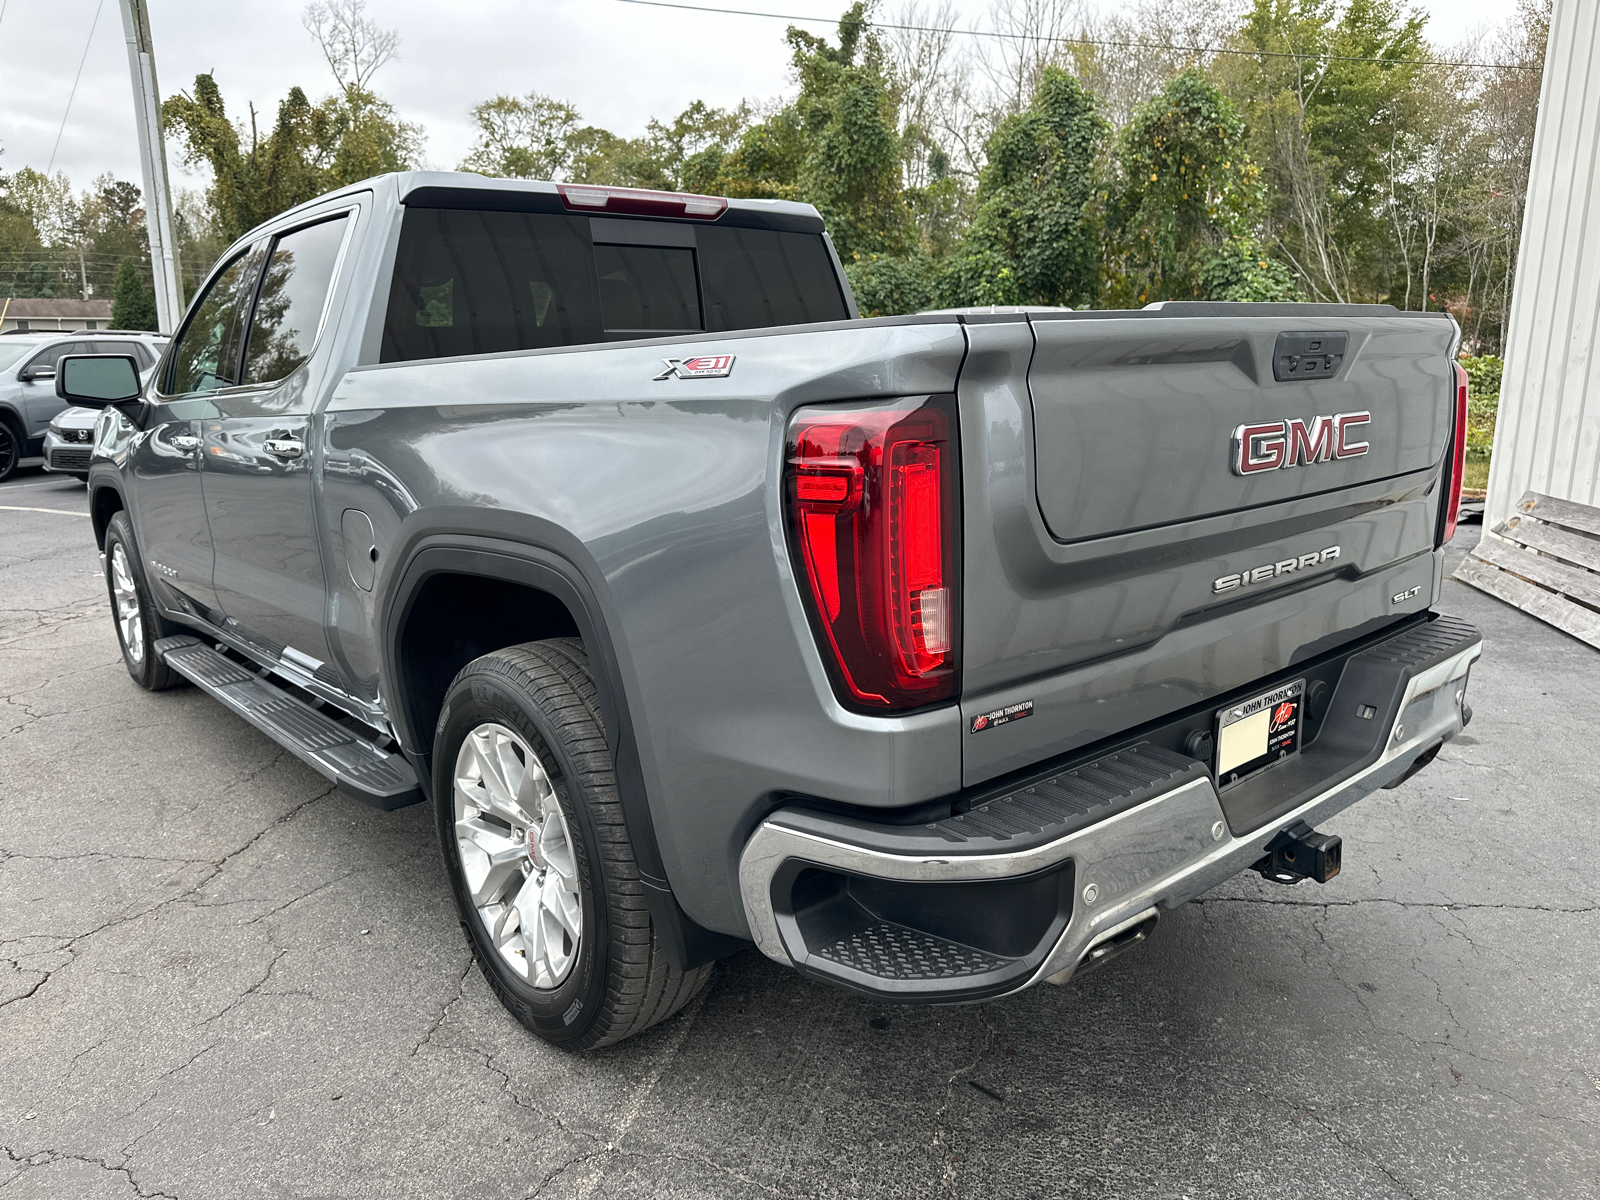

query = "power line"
[[46, 0, 108, 175], [609, 0, 1541, 73]]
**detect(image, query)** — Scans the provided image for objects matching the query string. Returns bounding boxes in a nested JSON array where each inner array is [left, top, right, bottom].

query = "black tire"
[[103, 511, 183, 691], [0, 416, 20, 482], [433, 639, 712, 1050]]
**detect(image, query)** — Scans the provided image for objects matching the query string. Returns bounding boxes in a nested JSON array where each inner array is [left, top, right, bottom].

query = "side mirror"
[[23, 365, 56, 382], [56, 354, 142, 408]]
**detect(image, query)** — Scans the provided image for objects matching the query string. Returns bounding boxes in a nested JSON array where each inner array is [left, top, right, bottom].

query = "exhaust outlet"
[[1044, 908, 1159, 986]]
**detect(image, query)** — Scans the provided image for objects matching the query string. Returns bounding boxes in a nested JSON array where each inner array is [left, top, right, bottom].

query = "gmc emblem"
[[1232, 412, 1370, 475]]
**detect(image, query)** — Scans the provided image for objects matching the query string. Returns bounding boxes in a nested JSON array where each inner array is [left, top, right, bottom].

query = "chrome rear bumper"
[[738, 622, 1481, 1000]]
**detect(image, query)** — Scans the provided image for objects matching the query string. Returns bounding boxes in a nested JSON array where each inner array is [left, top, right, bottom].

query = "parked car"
[[60, 173, 1480, 1051], [0, 330, 167, 481]]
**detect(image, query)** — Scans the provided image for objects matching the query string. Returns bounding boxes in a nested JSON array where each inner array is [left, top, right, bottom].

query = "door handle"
[[264, 436, 304, 459], [171, 434, 201, 452]]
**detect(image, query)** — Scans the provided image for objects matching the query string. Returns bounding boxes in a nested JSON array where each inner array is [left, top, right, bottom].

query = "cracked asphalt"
[[2, 467, 1596, 1199]]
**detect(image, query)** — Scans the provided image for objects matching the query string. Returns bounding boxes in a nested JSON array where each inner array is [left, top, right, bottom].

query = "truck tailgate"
[[958, 310, 1457, 787], [1029, 315, 1455, 542]]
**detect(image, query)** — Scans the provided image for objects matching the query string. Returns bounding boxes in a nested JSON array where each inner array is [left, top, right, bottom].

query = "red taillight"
[[1443, 363, 1469, 543], [786, 398, 960, 710], [556, 182, 728, 220]]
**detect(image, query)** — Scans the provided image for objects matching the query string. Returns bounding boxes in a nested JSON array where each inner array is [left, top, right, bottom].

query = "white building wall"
[[1482, 0, 1600, 531]]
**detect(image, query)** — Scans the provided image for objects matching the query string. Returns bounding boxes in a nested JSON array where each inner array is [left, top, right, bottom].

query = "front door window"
[[165, 250, 260, 396]]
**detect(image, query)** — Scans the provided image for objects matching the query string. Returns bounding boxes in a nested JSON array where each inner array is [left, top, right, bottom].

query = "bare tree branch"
[[303, 0, 400, 95]]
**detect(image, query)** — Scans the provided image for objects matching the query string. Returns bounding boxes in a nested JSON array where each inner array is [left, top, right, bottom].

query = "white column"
[[118, 0, 185, 334], [1481, 0, 1600, 531]]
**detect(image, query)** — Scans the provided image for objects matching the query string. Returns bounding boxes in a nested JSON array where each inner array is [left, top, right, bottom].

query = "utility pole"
[[118, 0, 184, 333]]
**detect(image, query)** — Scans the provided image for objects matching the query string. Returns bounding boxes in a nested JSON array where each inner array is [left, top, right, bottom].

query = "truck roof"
[[395, 172, 827, 234], [263, 171, 827, 236]]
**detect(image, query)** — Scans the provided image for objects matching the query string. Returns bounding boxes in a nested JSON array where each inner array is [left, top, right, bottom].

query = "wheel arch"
[[0, 401, 24, 447], [379, 508, 746, 970], [89, 476, 127, 549]]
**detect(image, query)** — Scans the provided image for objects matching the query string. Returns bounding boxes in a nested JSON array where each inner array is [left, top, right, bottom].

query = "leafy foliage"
[[1105, 69, 1294, 304], [699, 6, 914, 260], [111, 258, 159, 330], [936, 66, 1107, 307], [1219, 0, 1429, 304], [460, 95, 752, 193], [460, 94, 584, 181], [162, 74, 421, 243], [844, 252, 937, 316], [1460, 354, 1503, 462]]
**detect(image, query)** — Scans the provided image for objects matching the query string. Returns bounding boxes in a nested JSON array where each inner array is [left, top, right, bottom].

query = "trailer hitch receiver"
[[1254, 822, 1342, 885]]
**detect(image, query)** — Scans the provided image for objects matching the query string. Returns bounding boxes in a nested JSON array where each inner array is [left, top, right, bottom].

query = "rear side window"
[[243, 215, 349, 384], [381, 207, 847, 364], [697, 226, 849, 331], [95, 342, 152, 368]]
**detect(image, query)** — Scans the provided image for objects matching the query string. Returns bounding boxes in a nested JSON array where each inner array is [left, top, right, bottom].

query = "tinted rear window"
[[381, 207, 847, 364]]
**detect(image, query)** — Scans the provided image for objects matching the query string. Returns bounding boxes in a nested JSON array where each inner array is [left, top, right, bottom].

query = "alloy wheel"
[[453, 722, 582, 989], [110, 542, 144, 665]]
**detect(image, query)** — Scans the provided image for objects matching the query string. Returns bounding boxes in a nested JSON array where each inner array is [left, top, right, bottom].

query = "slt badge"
[[654, 354, 735, 380]]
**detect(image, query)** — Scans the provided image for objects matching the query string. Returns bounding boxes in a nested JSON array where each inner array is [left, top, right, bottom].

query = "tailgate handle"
[[1273, 331, 1348, 383]]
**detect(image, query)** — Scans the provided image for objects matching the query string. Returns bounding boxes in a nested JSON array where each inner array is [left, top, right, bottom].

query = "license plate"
[[1215, 679, 1304, 788]]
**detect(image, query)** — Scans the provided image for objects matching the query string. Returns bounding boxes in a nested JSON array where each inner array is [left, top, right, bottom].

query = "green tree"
[[1218, 0, 1428, 302], [81, 176, 150, 300], [111, 258, 159, 330], [460, 94, 584, 179], [844, 252, 936, 316], [1105, 68, 1297, 304], [0, 157, 62, 298], [936, 66, 1107, 308], [458, 96, 749, 190], [708, 6, 913, 259], [699, 106, 808, 200], [639, 100, 752, 191], [163, 74, 421, 242]]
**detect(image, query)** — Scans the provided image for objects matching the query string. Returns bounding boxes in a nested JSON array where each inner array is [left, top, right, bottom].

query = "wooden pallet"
[[1454, 491, 1600, 649]]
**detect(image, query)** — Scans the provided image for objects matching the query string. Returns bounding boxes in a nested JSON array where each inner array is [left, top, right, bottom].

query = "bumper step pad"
[[766, 741, 1209, 863], [155, 636, 421, 810], [813, 922, 1014, 982]]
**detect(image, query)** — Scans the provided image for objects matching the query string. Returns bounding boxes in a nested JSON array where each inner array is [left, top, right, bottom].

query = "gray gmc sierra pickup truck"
[[57, 173, 1480, 1049]]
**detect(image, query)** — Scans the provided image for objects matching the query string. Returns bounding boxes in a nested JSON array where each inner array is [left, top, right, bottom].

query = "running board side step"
[[155, 635, 423, 810]]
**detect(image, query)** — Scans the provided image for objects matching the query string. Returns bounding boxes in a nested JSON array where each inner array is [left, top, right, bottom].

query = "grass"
[[1464, 459, 1490, 492]]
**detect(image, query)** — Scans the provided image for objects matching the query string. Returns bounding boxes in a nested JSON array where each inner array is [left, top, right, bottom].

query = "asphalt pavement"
[[1, 466, 1595, 1200]]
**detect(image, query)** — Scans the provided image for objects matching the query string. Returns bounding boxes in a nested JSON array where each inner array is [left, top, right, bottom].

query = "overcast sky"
[[0, 0, 1525, 198]]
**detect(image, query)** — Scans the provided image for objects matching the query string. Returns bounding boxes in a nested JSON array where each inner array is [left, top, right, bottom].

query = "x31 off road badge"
[[654, 354, 735, 380]]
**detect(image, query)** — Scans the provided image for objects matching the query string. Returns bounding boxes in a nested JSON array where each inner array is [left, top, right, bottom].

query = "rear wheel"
[[434, 639, 712, 1049], [0, 418, 20, 482], [103, 512, 182, 691]]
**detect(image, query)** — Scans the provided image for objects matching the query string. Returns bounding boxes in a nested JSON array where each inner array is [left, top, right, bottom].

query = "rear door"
[[19, 340, 90, 437], [957, 310, 1458, 786], [202, 209, 352, 676]]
